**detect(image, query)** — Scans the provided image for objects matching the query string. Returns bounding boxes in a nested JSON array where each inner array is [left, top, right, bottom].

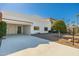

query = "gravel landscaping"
[[57, 35, 79, 49]]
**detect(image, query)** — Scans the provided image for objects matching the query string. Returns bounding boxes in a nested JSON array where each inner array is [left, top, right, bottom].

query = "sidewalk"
[[8, 42, 79, 56]]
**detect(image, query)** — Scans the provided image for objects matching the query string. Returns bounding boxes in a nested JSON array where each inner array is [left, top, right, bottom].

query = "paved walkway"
[[8, 42, 79, 56]]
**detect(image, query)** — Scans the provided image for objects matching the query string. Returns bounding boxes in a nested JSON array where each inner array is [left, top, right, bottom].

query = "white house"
[[0, 11, 51, 35]]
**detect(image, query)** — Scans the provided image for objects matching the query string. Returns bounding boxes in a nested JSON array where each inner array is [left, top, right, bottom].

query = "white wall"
[[40, 19, 51, 33], [31, 18, 51, 34]]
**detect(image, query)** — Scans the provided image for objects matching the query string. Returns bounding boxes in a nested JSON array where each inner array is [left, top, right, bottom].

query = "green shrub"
[[0, 21, 7, 38], [53, 20, 67, 33]]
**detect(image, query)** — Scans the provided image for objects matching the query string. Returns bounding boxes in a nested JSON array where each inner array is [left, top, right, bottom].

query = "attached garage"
[[7, 24, 31, 35], [3, 18, 32, 35]]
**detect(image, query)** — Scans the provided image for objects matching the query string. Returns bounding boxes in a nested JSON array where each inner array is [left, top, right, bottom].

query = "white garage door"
[[23, 25, 31, 35], [7, 24, 17, 35]]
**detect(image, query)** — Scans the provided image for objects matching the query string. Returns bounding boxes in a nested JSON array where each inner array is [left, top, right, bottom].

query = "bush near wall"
[[0, 21, 7, 38]]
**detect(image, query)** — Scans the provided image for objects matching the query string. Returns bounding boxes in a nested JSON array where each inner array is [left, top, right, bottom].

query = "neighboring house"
[[0, 11, 51, 35]]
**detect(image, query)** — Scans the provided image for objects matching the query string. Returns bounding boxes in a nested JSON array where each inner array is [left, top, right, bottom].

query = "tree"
[[49, 18, 57, 33], [0, 21, 7, 38], [53, 20, 67, 37], [0, 21, 7, 47]]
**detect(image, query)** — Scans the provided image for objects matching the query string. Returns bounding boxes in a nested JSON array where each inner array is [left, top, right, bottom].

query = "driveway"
[[32, 33, 60, 41], [0, 35, 50, 56], [9, 42, 79, 56], [1, 34, 79, 56]]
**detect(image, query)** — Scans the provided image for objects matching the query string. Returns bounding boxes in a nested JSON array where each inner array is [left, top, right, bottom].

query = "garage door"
[[23, 25, 31, 35], [7, 24, 17, 35]]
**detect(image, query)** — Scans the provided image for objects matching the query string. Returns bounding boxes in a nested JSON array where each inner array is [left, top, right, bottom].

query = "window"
[[34, 26, 39, 30], [44, 27, 48, 31]]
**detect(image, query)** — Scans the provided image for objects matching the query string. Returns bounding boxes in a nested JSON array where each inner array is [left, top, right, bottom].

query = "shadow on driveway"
[[0, 35, 50, 56], [32, 33, 60, 41]]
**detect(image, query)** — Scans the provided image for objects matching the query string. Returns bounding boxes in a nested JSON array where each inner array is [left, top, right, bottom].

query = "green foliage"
[[0, 21, 7, 38], [53, 20, 67, 33]]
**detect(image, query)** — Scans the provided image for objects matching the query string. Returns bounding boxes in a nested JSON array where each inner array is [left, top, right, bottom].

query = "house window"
[[34, 26, 39, 30], [44, 27, 48, 31]]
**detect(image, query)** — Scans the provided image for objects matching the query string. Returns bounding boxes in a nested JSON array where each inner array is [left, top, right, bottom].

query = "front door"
[[17, 26, 22, 34]]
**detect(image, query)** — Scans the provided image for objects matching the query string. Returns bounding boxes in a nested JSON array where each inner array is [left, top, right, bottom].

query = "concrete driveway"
[[0, 35, 50, 56], [32, 33, 60, 41], [0, 35, 79, 56], [9, 42, 79, 56]]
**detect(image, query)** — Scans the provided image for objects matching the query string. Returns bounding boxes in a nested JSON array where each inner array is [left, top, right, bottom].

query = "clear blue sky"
[[0, 3, 79, 24]]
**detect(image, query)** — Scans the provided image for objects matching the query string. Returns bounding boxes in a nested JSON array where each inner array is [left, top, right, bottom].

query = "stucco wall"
[[30, 18, 51, 34]]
